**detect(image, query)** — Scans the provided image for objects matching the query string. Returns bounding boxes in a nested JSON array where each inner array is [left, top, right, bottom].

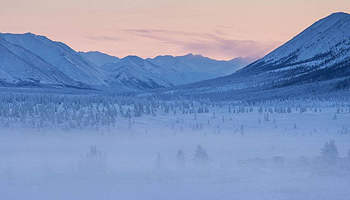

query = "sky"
[[0, 0, 349, 60]]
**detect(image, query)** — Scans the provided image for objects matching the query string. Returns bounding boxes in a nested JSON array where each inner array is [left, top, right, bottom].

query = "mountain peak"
[[316, 12, 350, 27], [122, 55, 143, 60], [235, 11, 350, 88], [183, 53, 203, 58], [78, 51, 120, 67], [328, 12, 349, 17]]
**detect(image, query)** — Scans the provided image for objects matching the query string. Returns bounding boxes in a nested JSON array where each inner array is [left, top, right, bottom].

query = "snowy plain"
[[0, 95, 349, 200]]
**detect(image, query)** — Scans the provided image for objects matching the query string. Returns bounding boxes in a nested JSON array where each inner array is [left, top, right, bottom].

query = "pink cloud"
[[120, 28, 281, 59]]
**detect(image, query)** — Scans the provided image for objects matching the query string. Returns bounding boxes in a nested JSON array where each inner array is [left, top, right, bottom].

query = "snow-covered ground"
[[0, 95, 349, 200]]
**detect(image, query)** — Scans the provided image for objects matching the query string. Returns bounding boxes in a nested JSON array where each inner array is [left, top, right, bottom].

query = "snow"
[[78, 51, 120, 67], [159, 13, 350, 100], [102, 56, 173, 89], [0, 32, 252, 90], [0, 12, 350, 200], [97, 54, 251, 88], [258, 12, 350, 72], [147, 54, 252, 85], [0, 94, 349, 200], [0, 37, 77, 86], [0, 33, 107, 86]]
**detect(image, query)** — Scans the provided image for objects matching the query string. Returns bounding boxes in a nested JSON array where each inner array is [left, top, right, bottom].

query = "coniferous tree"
[[155, 152, 163, 170], [193, 145, 208, 167], [176, 149, 186, 168], [333, 113, 337, 120], [320, 140, 339, 165], [240, 124, 244, 135]]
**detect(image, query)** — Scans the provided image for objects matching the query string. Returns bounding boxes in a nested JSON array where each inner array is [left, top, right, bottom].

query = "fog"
[[0, 96, 350, 200]]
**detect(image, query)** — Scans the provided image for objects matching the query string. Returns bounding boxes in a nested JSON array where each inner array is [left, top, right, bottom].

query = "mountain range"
[[79, 52, 252, 89], [0, 12, 349, 100], [0, 32, 252, 90], [151, 12, 350, 100], [0, 33, 106, 88]]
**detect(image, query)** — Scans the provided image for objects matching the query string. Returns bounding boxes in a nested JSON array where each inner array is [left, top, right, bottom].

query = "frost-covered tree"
[[193, 145, 208, 167], [320, 140, 339, 165], [155, 152, 163, 170], [128, 119, 132, 129], [176, 149, 186, 168], [333, 113, 337, 120], [79, 146, 108, 174]]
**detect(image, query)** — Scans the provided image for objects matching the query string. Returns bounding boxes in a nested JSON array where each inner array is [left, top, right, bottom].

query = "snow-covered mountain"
[[0, 34, 87, 87], [239, 12, 350, 81], [176, 53, 251, 75], [102, 56, 173, 90], [0, 33, 107, 87], [147, 54, 252, 85], [155, 12, 350, 100], [0, 32, 251, 90], [78, 51, 120, 67], [95, 53, 251, 87]]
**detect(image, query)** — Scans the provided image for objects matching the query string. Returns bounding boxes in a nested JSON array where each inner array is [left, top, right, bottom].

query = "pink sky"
[[0, 0, 349, 60]]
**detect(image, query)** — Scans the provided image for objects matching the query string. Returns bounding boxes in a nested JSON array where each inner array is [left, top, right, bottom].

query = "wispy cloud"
[[122, 28, 281, 59], [86, 35, 121, 42]]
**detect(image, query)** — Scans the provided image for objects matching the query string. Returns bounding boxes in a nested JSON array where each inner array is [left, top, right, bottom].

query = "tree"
[[193, 145, 208, 167], [155, 152, 163, 170], [176, 149, 186, 168], [320, 140, 339, 165], [333, 113, 337, 120], [347, 148, 350, 159]]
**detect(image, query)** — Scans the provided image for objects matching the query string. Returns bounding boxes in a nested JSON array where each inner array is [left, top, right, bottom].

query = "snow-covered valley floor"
[[0, 99, 350, 200]]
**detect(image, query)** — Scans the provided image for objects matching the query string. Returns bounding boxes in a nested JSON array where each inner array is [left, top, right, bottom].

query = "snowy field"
[[0, 95, 350, 200]]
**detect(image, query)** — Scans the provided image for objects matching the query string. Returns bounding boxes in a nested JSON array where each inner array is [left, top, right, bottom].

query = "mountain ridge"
[[0, 32, 250, 90], [151, 12, 350, 100]]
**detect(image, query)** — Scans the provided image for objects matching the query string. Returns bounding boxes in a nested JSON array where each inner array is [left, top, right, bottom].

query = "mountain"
[[1, 32, 249, 91], [0, 33, 107, 87], [1, 12, 348, 96], [147, 54, 252, 85], [154, 12, 350, 100], [176, 53, 252, 75], [0, 34, 85, 87], [78, 51, 120, 67], [97, 53, 251, 87], [238, 12, 350, 81], [147, 55, 209, 85], [102, 56, 173, 90]]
